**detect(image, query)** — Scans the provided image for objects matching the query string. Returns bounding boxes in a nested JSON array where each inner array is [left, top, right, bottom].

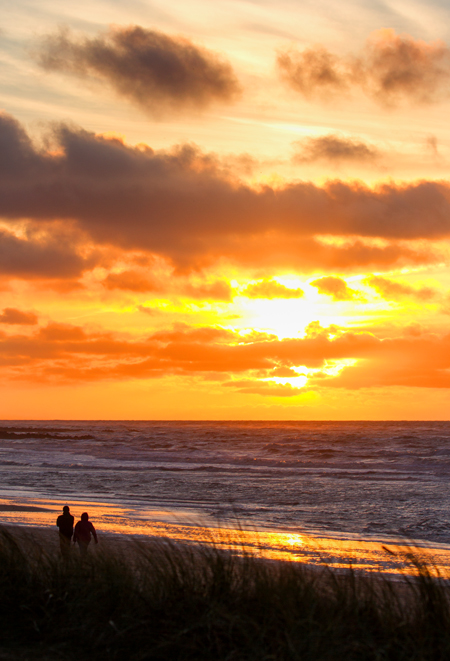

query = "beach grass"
[[0, 528, 449, 660]]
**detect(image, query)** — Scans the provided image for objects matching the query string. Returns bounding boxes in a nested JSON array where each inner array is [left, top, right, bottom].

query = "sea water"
[[1, 420, 450, 572]]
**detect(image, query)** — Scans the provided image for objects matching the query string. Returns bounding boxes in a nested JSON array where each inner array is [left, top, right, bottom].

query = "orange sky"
[[1, 0, 450, 419]]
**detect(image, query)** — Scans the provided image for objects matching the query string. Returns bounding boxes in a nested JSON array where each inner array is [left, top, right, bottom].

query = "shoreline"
[[1, 521, 449, 660], [1, 494, 449, 547], [4, 517, 450, 580]]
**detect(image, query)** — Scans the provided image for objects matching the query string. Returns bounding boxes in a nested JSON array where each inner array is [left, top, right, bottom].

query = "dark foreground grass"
[[0, 529, 449, 660]]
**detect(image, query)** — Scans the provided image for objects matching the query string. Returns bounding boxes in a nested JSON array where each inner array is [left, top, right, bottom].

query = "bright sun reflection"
[[286, 534, 304, 546], [3, 496, 450, 577]]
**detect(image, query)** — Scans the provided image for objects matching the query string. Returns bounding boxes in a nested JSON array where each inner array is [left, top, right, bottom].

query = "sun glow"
[[233, 292, 369, 339], [2, 0, 450, 419], [266, 374, 309, 388], [235, 297, 311, 338]]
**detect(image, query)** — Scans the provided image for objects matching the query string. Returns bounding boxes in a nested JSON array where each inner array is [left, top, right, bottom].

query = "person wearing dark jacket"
[[56, 505, 74, 557], [73, 512, 98, 556]]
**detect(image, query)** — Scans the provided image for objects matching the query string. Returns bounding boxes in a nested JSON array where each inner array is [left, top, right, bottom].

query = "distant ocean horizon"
[[1, 419, 450, 573]]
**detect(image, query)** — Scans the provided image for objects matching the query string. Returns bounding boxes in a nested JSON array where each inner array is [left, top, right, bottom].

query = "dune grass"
[[0, 528, 449, 660]]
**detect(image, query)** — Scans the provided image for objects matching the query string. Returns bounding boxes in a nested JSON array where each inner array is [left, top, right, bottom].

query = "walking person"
[[73, 512, 98, 556], [56, 505, 74, 558]]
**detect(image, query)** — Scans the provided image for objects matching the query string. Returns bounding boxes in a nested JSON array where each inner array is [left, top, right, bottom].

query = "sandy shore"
[[2, 496, 450, 578], [0, 523, 145, 558], [2, 519, 450, 583], [1, 523, 447, 661]]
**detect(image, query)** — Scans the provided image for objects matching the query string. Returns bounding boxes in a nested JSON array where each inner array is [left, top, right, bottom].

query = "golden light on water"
[[3, 498, 450, 578], [286, 534, 305, 547]]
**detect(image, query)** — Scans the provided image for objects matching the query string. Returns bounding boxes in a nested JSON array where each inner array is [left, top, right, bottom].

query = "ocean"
[[1, 420, 450, 573]]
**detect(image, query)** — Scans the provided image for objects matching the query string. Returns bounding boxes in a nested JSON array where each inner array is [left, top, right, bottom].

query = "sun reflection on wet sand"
[[1, 497, 450, 577]]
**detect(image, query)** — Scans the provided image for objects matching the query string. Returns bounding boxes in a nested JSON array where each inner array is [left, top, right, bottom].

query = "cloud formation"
[[0, 228, 95, 280], [103, 270, 158, 292], [292, 134, 379, 163], [310, 276, 363, 301], [35, 26, 241, 115], [278, 29, 450, 106], [242, 279, 304, 299], [223, 379, 305, 397], [0, 113, 447, 273], [278, 45, 348, 98], [102, 269, 233, 300], [181, 281, 233, 301], [0, 308, 38, 325], [364, 275, 437, 301], [2, 320, 450, 391]]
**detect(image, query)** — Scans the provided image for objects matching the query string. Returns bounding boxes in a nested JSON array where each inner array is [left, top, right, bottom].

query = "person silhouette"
[[56, 505, 74, 558], [73, 512, 98, 556]]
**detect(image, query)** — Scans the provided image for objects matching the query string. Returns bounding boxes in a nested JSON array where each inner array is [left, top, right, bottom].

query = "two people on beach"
[[56, 506, 98, 556]]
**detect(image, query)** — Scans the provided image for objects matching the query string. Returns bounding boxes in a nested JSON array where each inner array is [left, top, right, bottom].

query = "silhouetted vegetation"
[[0, 528, 449, 660]]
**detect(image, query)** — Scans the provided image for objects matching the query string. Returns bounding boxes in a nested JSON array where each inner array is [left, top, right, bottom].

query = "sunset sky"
[[1, 0, 450, 419]]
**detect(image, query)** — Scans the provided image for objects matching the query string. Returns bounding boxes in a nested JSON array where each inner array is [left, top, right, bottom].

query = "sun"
[[228, 273, 408, 341]]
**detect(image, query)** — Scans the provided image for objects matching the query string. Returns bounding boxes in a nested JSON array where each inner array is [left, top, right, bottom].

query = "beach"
[[2, 420, 450, 578], [3, 502, 450, 580], [1, 518, 450, 660], [4, 0, 450, 652], [2, 420, 450, 658]]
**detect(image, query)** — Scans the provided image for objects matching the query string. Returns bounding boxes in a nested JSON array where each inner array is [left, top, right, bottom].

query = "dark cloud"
[[0, 308, 38, 325], [310, 276, 363, 301], [0, 228, 95, 279], [278, 29, 450, 106], [0, 114, 41, 177], [0, 113, 447, 272], [35, 26, 241, 115], [242, 279, 304, 299], [362, 29, 450, 105], [364, 275, 437, 301], [277, 46, 348, 98], [292, 134, 379, 163]]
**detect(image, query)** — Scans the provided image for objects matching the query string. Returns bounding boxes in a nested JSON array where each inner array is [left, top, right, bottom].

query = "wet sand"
[[2, 517, 450, 581]]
